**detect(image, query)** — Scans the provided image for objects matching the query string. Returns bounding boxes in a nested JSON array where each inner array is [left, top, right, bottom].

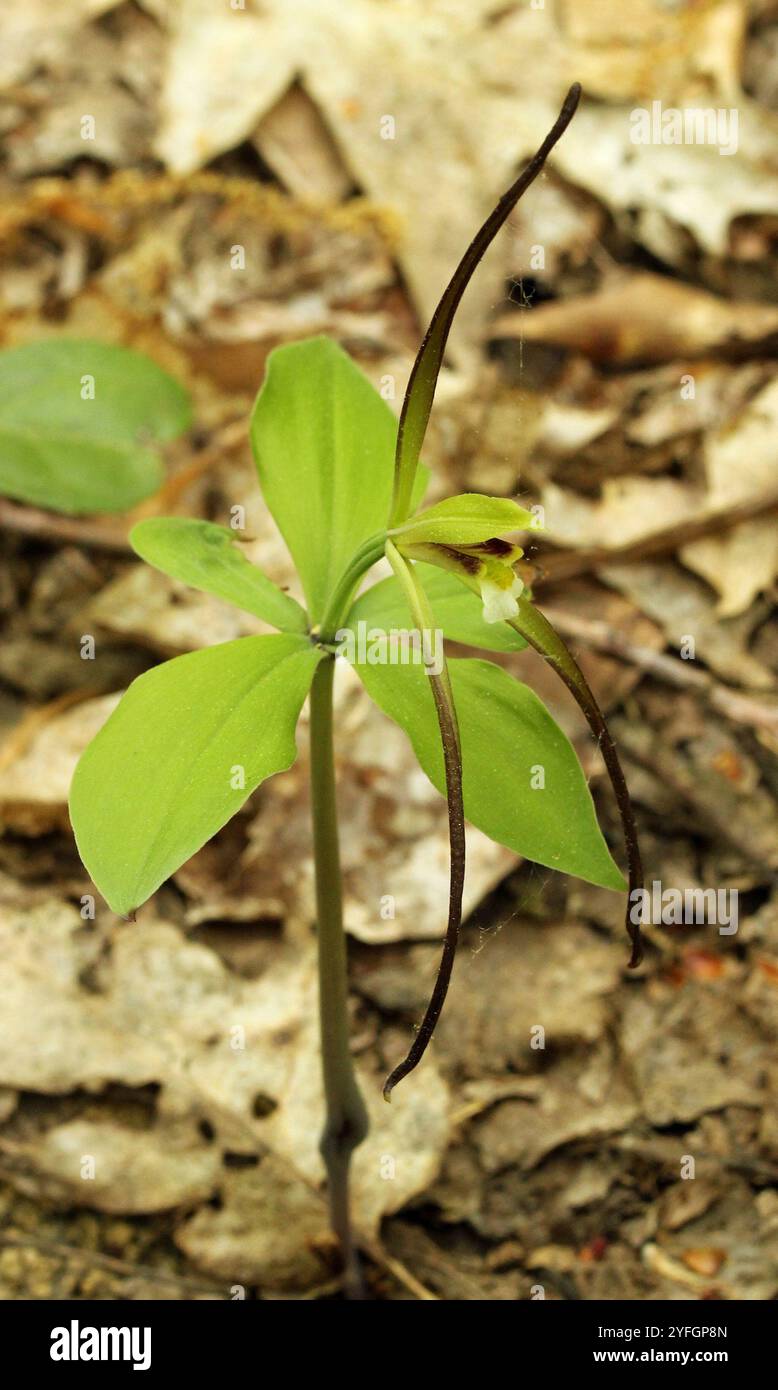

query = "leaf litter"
[[0, 0, 776, 1301]]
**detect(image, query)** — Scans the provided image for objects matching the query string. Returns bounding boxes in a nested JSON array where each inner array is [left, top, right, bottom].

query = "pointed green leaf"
[[391, 493, 535, 546], [348, 565, 527, 654], [0, 339, 191, 514], [509, 593, 643, 965], [70, 634, 321, 915], [355, 655, 626, 892], [130, 518, 308, 632], [250, 337, 426, 622]]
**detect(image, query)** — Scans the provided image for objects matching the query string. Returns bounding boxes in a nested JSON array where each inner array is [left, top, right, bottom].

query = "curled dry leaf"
[[492, 272, 778, 366], [552, 103, 778, 261]]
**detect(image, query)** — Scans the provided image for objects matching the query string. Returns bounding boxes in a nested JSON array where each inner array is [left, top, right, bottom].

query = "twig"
[[0, 499, 133, 553], [363, 1236, 439, 1301]]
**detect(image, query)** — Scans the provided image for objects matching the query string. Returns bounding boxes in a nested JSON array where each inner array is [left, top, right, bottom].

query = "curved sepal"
[[390, 494, 534, 546], [381, 543, 465, 1100], [388, 85, 581, 526]]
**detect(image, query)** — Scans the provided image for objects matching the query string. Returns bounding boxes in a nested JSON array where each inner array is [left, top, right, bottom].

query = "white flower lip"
[[480, 576, 523, 624]]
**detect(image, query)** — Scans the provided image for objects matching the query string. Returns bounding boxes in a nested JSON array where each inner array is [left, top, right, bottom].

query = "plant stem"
[[308, 655, 369, 1294], [317, 531, 387, 643]]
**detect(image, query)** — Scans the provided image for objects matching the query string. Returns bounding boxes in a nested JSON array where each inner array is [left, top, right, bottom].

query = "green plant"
[[69, 85, 642, 1291], [0, 339, 191, 513]]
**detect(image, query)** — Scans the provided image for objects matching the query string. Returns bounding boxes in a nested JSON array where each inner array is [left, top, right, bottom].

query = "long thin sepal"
[[382, 542, 466, 1099], [388, 83, 582, 527], [509, 596, 643, 967]]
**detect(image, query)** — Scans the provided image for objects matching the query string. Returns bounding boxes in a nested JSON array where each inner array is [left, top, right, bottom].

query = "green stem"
[[318, 532, 387, 642], [309, 656, 369, 1294]]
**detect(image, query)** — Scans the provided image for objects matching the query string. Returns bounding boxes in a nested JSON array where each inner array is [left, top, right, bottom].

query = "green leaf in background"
[[348, 565, 527, 654], [390, 493, 534, 546], [69, 634, 322, 916], [130, 518, 308, 633], [0, 339, 191, 514], [355, 655, 626, 891], [250, 337, 426, 623]]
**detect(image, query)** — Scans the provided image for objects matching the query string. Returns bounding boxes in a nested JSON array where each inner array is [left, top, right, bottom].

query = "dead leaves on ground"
[[0, 0, 777, 1302], [0, 897, 449, 1290]]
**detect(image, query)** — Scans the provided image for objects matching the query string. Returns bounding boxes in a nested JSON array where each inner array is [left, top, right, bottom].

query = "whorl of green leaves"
[[70, 81, 643, 1103]]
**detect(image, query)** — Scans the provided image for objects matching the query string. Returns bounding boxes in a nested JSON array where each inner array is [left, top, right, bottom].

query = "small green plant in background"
[[69, 85, 643, 1293], [0, 338, 190, 514]]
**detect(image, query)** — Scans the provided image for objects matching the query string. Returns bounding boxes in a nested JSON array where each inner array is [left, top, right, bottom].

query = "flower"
[[480, 574, 525, 623], [396, 537, 525, 623]]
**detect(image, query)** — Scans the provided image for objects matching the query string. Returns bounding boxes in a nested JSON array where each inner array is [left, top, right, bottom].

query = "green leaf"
[[348, 565, 527, 654], [355, 655, 626, 892], [250, 337, 426, 623], [509, 593, 643, 965], [391, 493, 535, 546], [130, 518, 308, 632], [70, 634, 321, 916], [0, 339, 191, 514]]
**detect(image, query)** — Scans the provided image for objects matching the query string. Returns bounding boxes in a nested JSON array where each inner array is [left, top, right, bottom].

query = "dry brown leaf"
[[492, 273, 778, 365], [174, 1156, 331, 1291], [681, 377, 778, 616], [0, 0, 123, 85], [542, 476, 699, 551], [680, 1246, 726, 1276], [148, 0, 575, 351], [620, 987, 770, 1126], [552, 102, 778, 262], [85, 566, 265, 655], [253, 83, 352, 203], [559, 0, 745, 104], [0, 694, 119, 835], [601, 561, 774, 689], [469, 1042, 638, 1172], [0, 900, 450, 1245], [624, 363, 770, 449], [5, 1118, 222, 1215]]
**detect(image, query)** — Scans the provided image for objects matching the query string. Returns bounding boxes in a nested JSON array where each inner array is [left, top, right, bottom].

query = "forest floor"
[[0, 0, 776, 1299]]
